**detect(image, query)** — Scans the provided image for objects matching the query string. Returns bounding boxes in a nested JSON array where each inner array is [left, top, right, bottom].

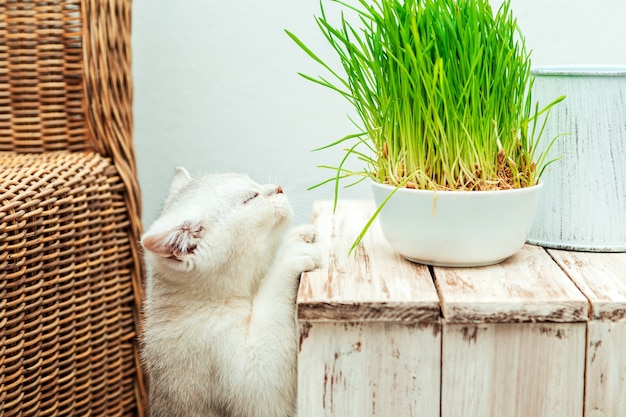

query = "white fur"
[[141, 169, 320, 417]]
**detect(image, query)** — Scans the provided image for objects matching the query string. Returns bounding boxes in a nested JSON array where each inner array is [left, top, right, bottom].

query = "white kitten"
[[141, 168, 320, 417]]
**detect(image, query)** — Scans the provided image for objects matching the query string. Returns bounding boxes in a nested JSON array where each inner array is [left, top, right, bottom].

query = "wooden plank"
[[297, 200, 440, 322], [548, 250, 626, 321], [584, 322, 626, 417], [442, 323, 586, 417], [434, 245, 589, 323], [549, 251, 626, 416], [298, 321, 441, 417]]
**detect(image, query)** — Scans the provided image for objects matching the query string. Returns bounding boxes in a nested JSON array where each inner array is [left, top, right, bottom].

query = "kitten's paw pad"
[[288, 224, 317, 244]]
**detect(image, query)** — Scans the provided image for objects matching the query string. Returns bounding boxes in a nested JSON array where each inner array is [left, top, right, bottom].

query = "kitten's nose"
[[277, 186, 284, 194]]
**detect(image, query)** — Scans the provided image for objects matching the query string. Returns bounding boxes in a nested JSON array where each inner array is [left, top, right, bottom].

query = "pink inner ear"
[[142, 221, 204, 260]]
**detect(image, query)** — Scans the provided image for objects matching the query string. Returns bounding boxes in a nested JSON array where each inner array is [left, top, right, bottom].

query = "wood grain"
[[298, 321, 441, 417], [584, 322, 626, 417], [297, 200, 440, 322], [434, 245, 589, 323], [442, 323, 586, 417], [549, 250, 626, 416], [296, 200, 625, 417], [548, 250, 626, 321]]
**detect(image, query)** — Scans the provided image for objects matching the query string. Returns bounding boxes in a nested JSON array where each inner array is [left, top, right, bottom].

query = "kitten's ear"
[[169, 167, 192, 195], [141, 220, 204, 261]]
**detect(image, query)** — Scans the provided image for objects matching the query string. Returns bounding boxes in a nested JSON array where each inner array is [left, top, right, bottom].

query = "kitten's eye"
[[243, 192, 259, 204]]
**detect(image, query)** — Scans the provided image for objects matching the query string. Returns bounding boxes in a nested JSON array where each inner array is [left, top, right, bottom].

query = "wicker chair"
[[0, 1, 147, 415]]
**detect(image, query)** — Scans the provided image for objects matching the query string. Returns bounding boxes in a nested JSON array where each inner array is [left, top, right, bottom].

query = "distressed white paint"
[[433, 245, 589, 323], [435, 244, 588, 417], [297, 201, 626, 417], [548, 250, 626, 321], [297, 201, 441, 416], [528, 68, 626, 251], [298, 321, 441, 417], [549, 250, 626, 416], [442, 323, 586, 417], [584, 322, 626, 417], [298, 200, 440, 322]]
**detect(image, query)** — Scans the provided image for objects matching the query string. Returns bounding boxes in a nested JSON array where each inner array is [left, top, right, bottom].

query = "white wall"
[[132, 0, 626, 228]]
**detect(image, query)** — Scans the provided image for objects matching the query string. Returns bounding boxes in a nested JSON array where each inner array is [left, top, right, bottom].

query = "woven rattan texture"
[[0, 151, 139, 416], [0, 1, 90, 153]]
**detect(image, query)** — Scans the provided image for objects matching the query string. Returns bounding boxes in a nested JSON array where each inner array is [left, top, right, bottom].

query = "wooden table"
[[297, 200, 626, 417]]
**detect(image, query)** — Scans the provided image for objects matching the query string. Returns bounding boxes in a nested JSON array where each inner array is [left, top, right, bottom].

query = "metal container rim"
[[532, 65, 626, 76]]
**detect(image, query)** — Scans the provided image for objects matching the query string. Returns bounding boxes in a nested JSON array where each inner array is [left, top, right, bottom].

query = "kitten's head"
[[141, 168, 292, 274]]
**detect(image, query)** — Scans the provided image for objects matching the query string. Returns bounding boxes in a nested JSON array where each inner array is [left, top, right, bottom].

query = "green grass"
[[286, 0, 564, 252], [287, 0, 564, 193]]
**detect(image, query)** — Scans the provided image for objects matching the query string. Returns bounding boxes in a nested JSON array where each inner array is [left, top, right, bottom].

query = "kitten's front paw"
[[287, 224, 317, 244], [293, 242, 322, 274], [282, 224, 321, 275]]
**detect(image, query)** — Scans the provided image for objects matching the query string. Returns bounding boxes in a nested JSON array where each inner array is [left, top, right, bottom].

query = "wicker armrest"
[[1, 151, 142, 416]]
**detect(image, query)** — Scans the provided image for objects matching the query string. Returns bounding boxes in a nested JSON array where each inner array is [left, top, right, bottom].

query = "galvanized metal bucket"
[[528, 66, 626, 252]]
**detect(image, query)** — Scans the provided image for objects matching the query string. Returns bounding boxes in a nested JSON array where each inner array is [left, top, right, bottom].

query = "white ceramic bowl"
[[370, 181, 543, 267]]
